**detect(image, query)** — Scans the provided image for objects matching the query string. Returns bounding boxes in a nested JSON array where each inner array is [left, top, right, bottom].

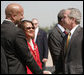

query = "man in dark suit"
[[1, 3, 44, 74], [48, 9, 67, 74], [32, 18, 48, 70], [62, 8, 83, 74], [1, 46, 8, 74]]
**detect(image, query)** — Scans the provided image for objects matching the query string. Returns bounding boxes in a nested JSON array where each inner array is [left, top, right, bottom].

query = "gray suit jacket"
[[64, 26, 83, 74], [48, 24, 65, 73], [1, 45, 8, 74]]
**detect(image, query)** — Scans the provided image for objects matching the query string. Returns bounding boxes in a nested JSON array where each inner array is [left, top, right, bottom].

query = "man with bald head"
[[1, 3, 44, 74], [5, 3, 24, 25]]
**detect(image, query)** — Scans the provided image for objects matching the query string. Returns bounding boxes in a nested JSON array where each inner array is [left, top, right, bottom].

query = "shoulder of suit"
[[77, 26, 83, 32], [3, 20, 25, 35], [39, 28, 47, 33], [49, 26, 60, 35], [48, 28, 61, 40], [80, 26, 83, 31], [78, 26, 83, 34]]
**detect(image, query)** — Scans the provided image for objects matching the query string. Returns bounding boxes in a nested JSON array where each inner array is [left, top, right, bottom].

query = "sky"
[[1, 1, 83, 28]]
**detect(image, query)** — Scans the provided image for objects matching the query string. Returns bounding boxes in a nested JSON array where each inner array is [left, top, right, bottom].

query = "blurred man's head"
[[5, 3, 24, 25], [57, 9, 66, 27], [32, 18, 39, 29]]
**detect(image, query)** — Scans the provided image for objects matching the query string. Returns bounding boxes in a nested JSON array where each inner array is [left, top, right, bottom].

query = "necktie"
[[64, 31, 68, 35], [64, 32, 71, 56]]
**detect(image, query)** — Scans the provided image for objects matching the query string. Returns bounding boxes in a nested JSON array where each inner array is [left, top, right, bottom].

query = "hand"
[[42, 58, 47, 63], [43, 71, 52, 74]]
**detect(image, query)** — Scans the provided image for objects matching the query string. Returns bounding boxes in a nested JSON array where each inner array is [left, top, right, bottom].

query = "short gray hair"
[[57, 9, 65, 22], [68, 8, 81, 24]]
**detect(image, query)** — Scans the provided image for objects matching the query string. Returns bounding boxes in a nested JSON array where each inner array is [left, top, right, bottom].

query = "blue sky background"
[[1, 1, 83, 28]]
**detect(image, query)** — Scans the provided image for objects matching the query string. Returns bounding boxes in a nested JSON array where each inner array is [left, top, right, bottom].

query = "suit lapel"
[[55, 25, 65, 38], [65, 26, 81, 58]]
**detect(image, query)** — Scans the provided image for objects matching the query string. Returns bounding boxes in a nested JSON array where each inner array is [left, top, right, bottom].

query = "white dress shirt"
[[70, 25, 79, 39], [34, 27, 39, 42], [5, 19, 12, 22], [30, 39, 34, 50], [57, 24, 65, 32]]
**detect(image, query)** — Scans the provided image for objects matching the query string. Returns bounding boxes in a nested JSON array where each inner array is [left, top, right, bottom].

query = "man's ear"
[[71, 17, 76, 24], [11, 14, 16, 21], [61, 18, 63, 22]]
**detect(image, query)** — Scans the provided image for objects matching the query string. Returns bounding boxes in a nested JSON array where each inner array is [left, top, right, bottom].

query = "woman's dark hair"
[[19, 20, 34, 30]]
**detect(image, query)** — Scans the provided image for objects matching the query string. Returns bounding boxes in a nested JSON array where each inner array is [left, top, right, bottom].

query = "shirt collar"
[[5, 19, 12, 22], [70, 25, 79, 38], [35, 27, 39, 31], [5, 19, 18, 27], [57, 24, 65, 32]]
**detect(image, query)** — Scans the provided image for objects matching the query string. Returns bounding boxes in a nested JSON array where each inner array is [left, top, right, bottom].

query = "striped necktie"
[[64, 31, 68, 35], [64, 32, 71, 56]]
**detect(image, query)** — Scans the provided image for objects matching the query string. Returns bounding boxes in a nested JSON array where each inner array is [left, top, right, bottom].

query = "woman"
[[19, 20, 42, 74]]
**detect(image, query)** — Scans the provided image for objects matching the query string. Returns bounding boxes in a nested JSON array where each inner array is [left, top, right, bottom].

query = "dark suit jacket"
[[1, 20, 43, 74], [64, 26, 83, 74], [48, 25, 65, 73], [1, 45, 8, 74], [36, 28, 48, 62]]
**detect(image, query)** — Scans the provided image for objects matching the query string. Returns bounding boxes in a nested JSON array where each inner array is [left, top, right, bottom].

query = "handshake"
[[43, 70, 52, 74]]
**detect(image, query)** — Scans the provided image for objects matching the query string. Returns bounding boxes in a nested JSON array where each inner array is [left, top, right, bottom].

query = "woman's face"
[[24, 22, 35, 39]]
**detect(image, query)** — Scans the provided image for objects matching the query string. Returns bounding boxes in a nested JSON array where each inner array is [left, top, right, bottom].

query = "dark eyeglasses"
[[25, 27, 35, 30]]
